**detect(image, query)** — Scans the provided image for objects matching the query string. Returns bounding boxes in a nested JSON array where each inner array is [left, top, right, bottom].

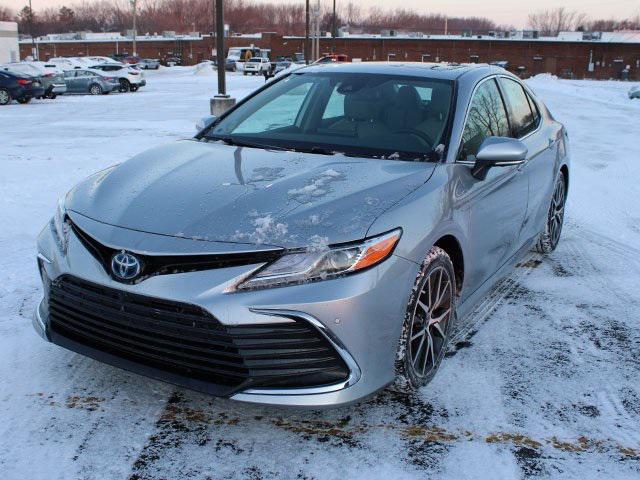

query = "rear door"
[[498, 76, 558, 242], [455, 77, 529, 300], [75, 70, 92, 91]]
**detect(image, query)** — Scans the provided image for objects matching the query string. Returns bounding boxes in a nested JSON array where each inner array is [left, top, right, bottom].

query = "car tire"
[[119, 79, 131, 93], [535, 170, 566, 254], [0, 88, 12, 105], [89, 84, 103, 95], [393, 246, 456, 392], [17, 97, 31, 104]]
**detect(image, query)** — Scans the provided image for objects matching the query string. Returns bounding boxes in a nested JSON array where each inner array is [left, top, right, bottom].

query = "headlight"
[[236, 229, 401, 291], [50, 196, 69, 254]]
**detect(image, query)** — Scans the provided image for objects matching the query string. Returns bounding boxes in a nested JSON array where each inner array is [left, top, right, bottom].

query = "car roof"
[[297, 61, 504, 81], [1, 69, 29, 78]]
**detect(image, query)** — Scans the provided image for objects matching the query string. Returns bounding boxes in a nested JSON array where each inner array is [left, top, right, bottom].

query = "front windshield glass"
[[204, 72, 454, 159]]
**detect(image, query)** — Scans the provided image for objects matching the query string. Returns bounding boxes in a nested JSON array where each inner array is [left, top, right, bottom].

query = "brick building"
[[20, 31, 640, 80]]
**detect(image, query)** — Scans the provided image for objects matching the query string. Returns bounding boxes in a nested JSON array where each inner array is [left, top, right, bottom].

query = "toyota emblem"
[[111, 251, 142, 281]]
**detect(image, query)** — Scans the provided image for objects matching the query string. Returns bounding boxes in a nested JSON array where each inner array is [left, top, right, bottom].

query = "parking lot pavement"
[[0, 68, 639, 480]]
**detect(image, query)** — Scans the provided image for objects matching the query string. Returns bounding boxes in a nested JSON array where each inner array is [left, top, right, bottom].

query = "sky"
[[4, 0, 640, 28]]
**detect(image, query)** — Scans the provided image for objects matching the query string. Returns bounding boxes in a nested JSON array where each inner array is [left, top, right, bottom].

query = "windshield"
[[204, 72, 454, 160]]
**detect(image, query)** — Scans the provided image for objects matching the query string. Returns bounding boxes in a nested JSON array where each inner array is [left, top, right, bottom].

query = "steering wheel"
[[394, 129, 435, 149]]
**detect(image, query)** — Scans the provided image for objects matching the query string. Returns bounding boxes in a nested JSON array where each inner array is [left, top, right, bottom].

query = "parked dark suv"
[[0, 70, 45, 105]]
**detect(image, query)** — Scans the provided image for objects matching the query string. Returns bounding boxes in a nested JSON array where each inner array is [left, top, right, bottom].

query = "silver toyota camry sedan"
[[34, 63, 569, 407]]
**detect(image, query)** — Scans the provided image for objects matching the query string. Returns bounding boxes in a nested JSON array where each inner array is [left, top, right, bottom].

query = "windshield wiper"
[[209, 136, 288, 152], [292, 146, 340, 156]]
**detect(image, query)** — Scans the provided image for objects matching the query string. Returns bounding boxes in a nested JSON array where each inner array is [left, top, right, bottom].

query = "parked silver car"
[[63, 69, 120, 95], [137, 58, 160, 70], [35, 63, 569, 407]]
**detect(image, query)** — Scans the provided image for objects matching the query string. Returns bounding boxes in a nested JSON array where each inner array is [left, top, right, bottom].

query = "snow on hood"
[[66, 140, 435, 249]]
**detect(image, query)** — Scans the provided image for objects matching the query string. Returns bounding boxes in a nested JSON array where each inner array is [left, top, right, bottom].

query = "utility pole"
[[28, 0, 37, 60], [305, 0, 310, 64], [210, 0, 235, 116], [131, 0, 137, 57]]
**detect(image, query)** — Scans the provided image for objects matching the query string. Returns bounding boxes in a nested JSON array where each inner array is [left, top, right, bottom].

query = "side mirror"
[[196, 114, 216, 132], [471, 137, 527, 180]]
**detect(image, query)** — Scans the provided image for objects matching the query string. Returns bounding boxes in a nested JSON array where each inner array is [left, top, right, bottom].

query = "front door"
[[498, 77, 559, 241], [454, 77, 529, 302], [64, 70, 79, 92]]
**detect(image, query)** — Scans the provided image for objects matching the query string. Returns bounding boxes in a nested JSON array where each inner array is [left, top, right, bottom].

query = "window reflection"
[[459, 79, 509, 161]]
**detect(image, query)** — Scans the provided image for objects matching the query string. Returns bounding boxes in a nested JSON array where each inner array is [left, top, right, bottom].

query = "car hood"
[[66, 140, 435, 249]]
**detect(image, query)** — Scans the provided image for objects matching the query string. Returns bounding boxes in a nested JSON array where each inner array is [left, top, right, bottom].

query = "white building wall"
[[0, 22, 19, 63]]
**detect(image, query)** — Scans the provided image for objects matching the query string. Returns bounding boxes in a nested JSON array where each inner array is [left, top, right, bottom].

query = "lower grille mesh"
[[48, 275, 349, 394]]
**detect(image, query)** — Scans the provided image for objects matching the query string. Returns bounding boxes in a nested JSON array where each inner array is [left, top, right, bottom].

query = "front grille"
[[48, 275, 349, 394], [68, 218, 282, 283]]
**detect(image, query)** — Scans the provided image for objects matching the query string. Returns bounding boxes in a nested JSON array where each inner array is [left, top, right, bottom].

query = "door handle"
[[548, 138, 555, 147]]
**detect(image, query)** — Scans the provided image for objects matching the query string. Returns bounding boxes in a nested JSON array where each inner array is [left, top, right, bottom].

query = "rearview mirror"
[[471, 137, 527, 180], [196, 115, 216, 132]]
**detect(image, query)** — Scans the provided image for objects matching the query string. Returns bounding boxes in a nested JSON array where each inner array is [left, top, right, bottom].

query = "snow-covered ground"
[[1, 67, 639, 480]]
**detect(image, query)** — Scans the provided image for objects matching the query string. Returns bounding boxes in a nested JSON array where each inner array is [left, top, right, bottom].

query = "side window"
[[525, 90, 541, 125], [500, 78, 537, 138], [322, 84, 345, 120], [458, 79, 509, 161], [233, 81, 314, 134]]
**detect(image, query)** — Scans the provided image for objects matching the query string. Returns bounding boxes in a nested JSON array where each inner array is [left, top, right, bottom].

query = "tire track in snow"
[[554, 230, 640, 447]]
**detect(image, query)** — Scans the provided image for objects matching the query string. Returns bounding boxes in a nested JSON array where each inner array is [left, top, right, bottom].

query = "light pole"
[[210, 0, 235, 116], [305, 0, 310, 64], [28, 0, 37, 60], [332, 0, 337, 52], [131, 0, 137, 57]]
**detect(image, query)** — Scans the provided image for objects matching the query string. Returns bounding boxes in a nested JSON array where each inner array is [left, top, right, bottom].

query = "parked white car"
[[629, 85, 640, 99], [243, 57, 271, 75], [84, 56, 120, 66], [90, 63, 146, 92], [47, 57, 85, 70]]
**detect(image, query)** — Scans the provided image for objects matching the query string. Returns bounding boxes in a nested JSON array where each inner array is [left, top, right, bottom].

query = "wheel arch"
[[433, 234, 464, 296], [560, 164, 569, 192]]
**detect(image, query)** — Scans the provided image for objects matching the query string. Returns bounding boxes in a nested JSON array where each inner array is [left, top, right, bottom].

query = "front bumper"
[[34, 215, 418, 407], [51, 83, 67, 94]]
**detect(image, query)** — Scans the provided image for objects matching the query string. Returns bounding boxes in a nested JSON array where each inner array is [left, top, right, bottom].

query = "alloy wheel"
[[90, 85, 102, 95], [548, 176, 566, 248], [0, 89, 10, 105], [408, 266, 453, 378]]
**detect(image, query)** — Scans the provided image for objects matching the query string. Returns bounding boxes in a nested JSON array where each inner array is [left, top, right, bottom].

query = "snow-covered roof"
[[24, 32, 204, 43], [19, 29, 640, 44], [284, 30, 640, 44]]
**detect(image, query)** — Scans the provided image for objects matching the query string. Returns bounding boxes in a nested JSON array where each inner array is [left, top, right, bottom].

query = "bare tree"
[[0, 6, 14, 21], [8, 0, 501, 37], [528, 7, 588, 35]]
